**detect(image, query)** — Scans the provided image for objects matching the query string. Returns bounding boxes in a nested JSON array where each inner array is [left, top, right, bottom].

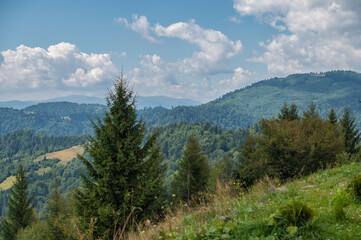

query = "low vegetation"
[[131, 159, 361, 239]]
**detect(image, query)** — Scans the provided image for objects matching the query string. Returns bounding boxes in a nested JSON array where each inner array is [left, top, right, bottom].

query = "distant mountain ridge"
[[1, 70, 360, 136], [0, 95, 201, 109], [139, 70, 361, 129]]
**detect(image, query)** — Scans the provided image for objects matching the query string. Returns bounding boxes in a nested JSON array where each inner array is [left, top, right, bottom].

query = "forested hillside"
[[0, 122, 250, 218], [145, 122, 251, 183], [0, 130, 87, 217], [139, 70, 361, 129], [0, 102, 105, 136]]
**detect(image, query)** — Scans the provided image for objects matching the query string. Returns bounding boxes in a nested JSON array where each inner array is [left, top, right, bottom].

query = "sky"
[[1, 0, 361, 102]]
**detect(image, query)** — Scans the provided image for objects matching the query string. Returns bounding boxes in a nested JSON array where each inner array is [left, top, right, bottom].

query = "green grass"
[[135, 161, 361, 239]]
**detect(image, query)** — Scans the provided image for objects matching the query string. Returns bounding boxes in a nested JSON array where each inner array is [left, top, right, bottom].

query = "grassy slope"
[[34, 145, 84, 165], [133, 161, 361, 239], [0, 176, 16, 190]]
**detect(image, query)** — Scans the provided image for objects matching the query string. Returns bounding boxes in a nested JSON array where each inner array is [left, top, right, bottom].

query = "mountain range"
[[0, 95, 201, 110], [0, 70, 360, 137], [139, 70, 361, 129]]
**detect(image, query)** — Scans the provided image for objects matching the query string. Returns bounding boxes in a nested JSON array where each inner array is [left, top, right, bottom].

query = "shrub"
[[331, 190, 351, 220], [348, 175, 361, 202], [275, 200, 314, 227]]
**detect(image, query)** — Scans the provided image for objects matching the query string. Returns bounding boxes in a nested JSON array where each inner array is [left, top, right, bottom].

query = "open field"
[[34, 145, 84, 164], [0, 176, 16, 190]]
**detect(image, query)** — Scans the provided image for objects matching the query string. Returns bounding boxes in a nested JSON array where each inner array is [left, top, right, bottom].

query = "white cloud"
[[115, 15, 159, 43], [219, 67, 254, 88], [154, 19, 242, 75], [229, 16, 242, 24], [118, 16, 245, 101], [0, 42, 117, 99], [234, 0, 361, 76]]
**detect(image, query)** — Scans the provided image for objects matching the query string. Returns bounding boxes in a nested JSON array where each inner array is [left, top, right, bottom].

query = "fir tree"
[[278, 103, 290, 121], [46, 181, 69, 240], [215, 154, 234, 184], [171, 135, 210, 202], [303, 102, 318, 119], [340, 106, 360, 154], [1, 164, 34, 240], [328, 107, 338, 125], [278, 103, 299, 121], [74, 75, 166, 239], [289, 103, 300, 121]]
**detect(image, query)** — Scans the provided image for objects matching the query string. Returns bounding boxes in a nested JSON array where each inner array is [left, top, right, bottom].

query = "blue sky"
[[1, 0, 360, 102]]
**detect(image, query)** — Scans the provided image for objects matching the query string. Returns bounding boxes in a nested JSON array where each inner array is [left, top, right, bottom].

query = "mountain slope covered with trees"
[[139, 70, 361, 129]]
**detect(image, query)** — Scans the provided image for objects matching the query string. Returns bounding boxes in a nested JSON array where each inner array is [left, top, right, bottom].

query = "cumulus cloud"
[[0, 42, 117, 99], [234, 0, 361, 76], [154, 19, 242, 75], [115, 15, 159, 43], [118, 15, 244, 100], [219, 67, 254, 88]]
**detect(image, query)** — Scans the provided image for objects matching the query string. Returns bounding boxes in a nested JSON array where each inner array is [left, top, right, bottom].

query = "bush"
[[348, 175, 361, 202], [332, 190, 351, 220], [275, 200, 314, 227]]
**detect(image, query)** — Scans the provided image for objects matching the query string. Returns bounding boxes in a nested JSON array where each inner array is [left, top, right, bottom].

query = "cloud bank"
[[234, 0, 361, 76], [0, 42, 117, 100]]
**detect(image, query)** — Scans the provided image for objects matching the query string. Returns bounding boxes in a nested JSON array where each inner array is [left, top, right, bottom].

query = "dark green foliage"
[[278, 103, 299, 121], [238, 104, 345, 185], [1, 164, 34, 240], [0, 102, 105, 136], [171, 135, 210, 202], [276, 200, 314, 227], [74, 76, 166, 239], [340, 106, 360, 154], [215, 154, 235, 184], [348, 175, 361, 201], [328, 107, 338, 125], [144, 122, 249, 185], [303, 102, 318, 119], [15, 220, 48, 240], [46, 182, 71, 240]]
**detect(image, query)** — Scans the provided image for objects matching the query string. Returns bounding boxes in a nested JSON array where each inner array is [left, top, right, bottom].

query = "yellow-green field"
[[0, 176, 16, 190], [34, 145, 84, 164], [35, 167, 52, 176]]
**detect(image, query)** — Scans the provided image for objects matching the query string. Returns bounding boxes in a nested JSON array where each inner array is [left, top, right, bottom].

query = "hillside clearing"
[[34, 145, 84, 164], [0, 176, 16, 190]]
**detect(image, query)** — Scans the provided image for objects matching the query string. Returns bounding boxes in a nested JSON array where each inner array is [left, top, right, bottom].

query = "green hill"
[[0, 102, 105, 136], [133, 159, 361, 239], [139, 70, 361, 129]]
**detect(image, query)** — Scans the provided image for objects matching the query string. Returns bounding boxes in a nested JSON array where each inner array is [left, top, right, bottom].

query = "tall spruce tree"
[[74, 75, 166, 239], [340, 106, 360, 154], [278, 103, 299, 121], [328, 107, 338, 125], [303, 102, 319, 119], [46, 181, 70, 240], [1, 164, 34, 240], [171, 135, 210, 203]]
